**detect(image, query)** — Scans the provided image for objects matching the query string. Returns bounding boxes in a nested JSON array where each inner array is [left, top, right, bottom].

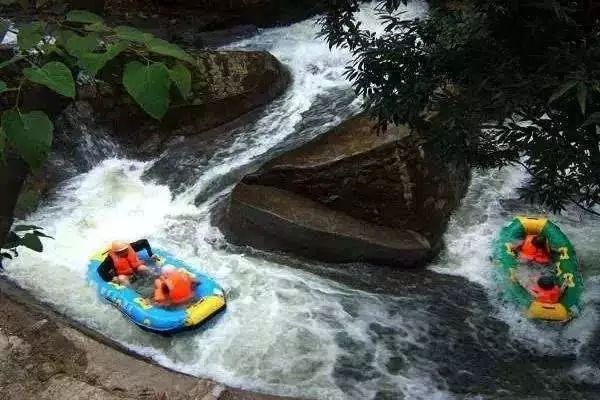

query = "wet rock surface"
[[0, 284, 298, 400], [221, 115, 470, 267], [4, 47, 290, 216], [89, 50, 291, 153]]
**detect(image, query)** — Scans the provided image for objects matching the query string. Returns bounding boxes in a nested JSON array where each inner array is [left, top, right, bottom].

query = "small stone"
[[29, 318, 48, 332]]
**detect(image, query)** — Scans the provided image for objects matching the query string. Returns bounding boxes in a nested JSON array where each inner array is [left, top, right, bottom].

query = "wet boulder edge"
[[219, 115, 471, 267]]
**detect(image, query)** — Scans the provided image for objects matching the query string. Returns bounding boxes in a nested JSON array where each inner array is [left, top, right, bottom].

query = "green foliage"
[[1, 225, 53, 269], [65, 10, 104, 24], [64, 32, 100, 57], [17, 22, 45, 51], [146, 37, 195, 63], [0, 9, 198, 171], [24, 61, 75, 98], [114, 26, 152, 44], [321, 0, 600, 214], [1, 110, 53, 168], [169, 62, 192, 99], [123, 61, 171, 120], [75, 41, 127, 76]]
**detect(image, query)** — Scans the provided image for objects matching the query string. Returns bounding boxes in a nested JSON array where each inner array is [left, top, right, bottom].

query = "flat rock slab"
[[226, 183, 433, 266]]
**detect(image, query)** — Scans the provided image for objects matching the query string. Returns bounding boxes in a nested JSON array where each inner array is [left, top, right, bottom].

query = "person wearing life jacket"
[[98, 239, 155, 285], [153, 266, 197, 307], [528, 275, 567, 304], [514, 234, 552, 265]]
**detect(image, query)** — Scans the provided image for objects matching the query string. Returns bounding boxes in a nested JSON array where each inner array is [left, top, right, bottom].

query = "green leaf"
[[64, 33, 100, 57], [169, 62, 191, 99], [21, 232, 43, 252], [33, 230, 53, 238], [123, 61, 171, 120], [17, 22, 45, 51], [12, 224, 43, 231], [4, 231, 20, 248], [84, 22, 109, 33], [65, 10, 104, 24], [0, 80, 6, 93], [114, 26, 153, 43], [577, 82, 587, 115], [54, 29, 76, 48], [145, 38, 194, 64], [1, 110, 53, 168], [548, 80, 577, 104], [77, 41, 127, 76], [0, 0, 18, 5], [24, 61, 75, 98]]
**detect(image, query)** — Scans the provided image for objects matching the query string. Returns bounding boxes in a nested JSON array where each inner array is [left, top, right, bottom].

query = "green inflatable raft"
[[493, 216, 583, 321]]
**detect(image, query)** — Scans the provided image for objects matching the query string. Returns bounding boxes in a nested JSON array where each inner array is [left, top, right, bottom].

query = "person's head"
[[532, 235, 547, 249], [537, 275, 556, 290], [111, 240, 129, 258]]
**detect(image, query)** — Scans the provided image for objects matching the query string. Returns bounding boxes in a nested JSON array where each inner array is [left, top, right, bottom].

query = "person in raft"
[[527, 275, 568, 304], [511, 234, 553, 265], [98, 239, 156, 285], [153, 265, 198, 307]]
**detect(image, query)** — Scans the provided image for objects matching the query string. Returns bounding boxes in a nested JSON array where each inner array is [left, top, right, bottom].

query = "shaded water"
[[4, 3, 600, 399]]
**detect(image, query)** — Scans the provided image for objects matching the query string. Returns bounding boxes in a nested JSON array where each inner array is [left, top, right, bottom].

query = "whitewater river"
[[4, 3, 600, 399]]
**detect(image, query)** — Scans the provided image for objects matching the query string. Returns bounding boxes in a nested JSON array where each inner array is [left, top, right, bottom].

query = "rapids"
[[4, 3, 600, 399]]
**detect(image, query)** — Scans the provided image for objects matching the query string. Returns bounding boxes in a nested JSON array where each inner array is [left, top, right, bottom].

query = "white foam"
[[9, 1, 600, 397]]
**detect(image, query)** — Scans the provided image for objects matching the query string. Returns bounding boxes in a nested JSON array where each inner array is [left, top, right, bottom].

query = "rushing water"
[[4, 3, 600, 399]]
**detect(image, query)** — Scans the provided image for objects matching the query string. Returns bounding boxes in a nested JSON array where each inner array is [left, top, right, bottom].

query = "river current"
[[4, 3, 600, 399]]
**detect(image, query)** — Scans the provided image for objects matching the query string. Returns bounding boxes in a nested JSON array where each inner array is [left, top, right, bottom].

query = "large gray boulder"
[[221, 115, 470, 267]]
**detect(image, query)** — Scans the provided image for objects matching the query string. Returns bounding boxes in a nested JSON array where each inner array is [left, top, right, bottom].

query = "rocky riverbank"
[[0, 281, 299, 400]]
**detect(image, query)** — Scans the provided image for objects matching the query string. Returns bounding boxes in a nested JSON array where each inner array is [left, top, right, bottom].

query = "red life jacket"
[[519, 235, 551, 264], [110, 245, 142, 276], [531, 285, 561, 304], [154, 270, 194, 306]]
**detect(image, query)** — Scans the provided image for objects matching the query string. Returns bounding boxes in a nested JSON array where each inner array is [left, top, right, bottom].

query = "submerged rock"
[[221, 115, 470, 267]]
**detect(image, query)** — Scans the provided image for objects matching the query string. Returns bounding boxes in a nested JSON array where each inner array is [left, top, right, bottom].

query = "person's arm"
[[98, 256, 116, 282], [511, 240, 525, 252], [130, 239, 154, 258], [559, 280, 569, 294]]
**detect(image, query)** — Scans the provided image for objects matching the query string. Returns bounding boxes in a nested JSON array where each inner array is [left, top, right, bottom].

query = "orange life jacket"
[[531, 284, 561, 304], [110, 245, 142, 276], [154, 270, 194, 306], [519, 235, 551, 264]]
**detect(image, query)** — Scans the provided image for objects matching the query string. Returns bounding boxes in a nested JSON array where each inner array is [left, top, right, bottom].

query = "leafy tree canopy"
[[321, 0, 600, 214]]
